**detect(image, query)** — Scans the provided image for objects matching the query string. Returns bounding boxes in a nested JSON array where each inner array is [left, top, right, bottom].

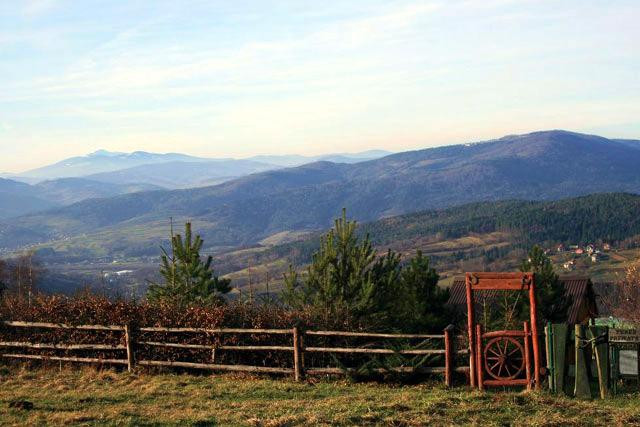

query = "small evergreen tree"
[[283, 210, 448, 331], [521, 245, 571, 324], [147, 222, 231, 306], [398, 250, 450, 331], [282, 209, 378, 325]]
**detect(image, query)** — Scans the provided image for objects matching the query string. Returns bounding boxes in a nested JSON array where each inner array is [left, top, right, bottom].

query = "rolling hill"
[[2, 130, 640, 259], [0, 179, 57, 219], [84, 159, 279, 189], [0, 177, 163, 220], [32, 178, 162, 206], [247, 150, 393, 167]]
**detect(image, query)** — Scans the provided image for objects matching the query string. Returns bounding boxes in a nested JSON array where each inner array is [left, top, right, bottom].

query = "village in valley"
[[553, 242, 611, 271]]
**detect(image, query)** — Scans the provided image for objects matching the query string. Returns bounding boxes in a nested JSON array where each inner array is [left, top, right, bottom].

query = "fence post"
[[124, 322, 136, 373], [444, 324, 454, 387], [293, 327, 304, 381]]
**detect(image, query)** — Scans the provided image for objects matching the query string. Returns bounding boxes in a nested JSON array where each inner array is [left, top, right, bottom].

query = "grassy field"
[[2, 366, 640, 426]]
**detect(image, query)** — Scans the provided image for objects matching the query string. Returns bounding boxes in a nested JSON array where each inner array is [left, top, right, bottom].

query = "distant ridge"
[[20, 150, 209, 179], [15, 149, 391, 183], [1, 130, 639, 259]]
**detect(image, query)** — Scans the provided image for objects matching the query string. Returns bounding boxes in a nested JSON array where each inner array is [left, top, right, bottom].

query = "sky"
[[0, 0, 639, 173]]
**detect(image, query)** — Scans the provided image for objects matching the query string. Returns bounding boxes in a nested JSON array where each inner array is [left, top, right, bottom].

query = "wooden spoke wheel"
[[484, 337, 525, 380]]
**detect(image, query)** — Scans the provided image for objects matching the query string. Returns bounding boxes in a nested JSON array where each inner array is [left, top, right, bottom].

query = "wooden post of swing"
[[124, 322, 136, 373], [444, 324, 455, 387], [529, 277, 541, 390], [293, 327, 304, 381], [476, 323, 484, 390], [465, 275, 476, 387], [524, 321, 532, 391]]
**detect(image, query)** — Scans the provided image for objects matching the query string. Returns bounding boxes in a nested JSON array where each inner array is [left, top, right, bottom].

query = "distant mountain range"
[[10, 149, 392, 183], [0, 148, 391, 218], [1, 130, 639, 259], [20, 150, 206, 179]]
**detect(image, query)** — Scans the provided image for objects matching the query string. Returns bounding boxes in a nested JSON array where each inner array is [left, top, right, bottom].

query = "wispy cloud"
[[14, 1, 438, 102], [0, 0, 638, 172], [22, 0, 58, 16]]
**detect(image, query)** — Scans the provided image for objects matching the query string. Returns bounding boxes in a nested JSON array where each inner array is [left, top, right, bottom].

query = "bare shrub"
[[605, 261, 640, 322]]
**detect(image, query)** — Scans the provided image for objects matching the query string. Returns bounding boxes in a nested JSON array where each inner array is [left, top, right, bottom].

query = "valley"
[[21, 192, 640, 296]]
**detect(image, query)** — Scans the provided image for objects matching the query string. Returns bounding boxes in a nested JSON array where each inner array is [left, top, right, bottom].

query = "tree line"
[[147, 209, 572, 332]]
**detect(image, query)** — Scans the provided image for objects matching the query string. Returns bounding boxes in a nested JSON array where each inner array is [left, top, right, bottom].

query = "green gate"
[[545, 323, 609, 399]]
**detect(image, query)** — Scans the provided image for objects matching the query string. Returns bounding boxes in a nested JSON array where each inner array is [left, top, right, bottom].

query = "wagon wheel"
[[484, 337, 525, 380]]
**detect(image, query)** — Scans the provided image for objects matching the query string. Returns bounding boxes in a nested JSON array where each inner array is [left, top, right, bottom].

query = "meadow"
[[1, 366, 640, 426]]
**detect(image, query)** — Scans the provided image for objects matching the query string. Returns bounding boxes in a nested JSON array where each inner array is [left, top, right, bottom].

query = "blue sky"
[[1, 0, 638, 173]]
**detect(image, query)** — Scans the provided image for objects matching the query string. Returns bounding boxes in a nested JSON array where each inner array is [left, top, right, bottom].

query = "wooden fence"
[[0, 321, 468, 386]]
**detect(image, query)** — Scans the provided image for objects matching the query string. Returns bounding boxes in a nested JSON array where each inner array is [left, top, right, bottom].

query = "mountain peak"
[[88, 149, 124, 158]]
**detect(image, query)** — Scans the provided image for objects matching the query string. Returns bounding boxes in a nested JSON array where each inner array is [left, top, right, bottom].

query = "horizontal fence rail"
[[3, 321, 125, 331], [0, 320, 468, 386], [304, 347, 445, 355], [2, 354, 129, 365], [305, 331, 444, 339], [0, 342, 126, 351], [138, 327, 292, 334]]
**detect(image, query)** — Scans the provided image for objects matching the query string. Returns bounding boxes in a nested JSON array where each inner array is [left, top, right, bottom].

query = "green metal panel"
[[552, 323, 568, 395], [611, 345, 619, 396], [574, 325, 591, 399]]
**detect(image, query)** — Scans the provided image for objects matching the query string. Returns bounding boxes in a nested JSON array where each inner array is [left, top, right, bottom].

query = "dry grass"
[[2, 365, 640, 426]]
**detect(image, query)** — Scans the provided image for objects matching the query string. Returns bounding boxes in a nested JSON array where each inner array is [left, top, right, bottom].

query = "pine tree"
[[282, 210, 448, 331], [521, 245, 571, 324], [283, 209, 377, 325], [147, 222, 231, 306], [398, 250, 450, 331]]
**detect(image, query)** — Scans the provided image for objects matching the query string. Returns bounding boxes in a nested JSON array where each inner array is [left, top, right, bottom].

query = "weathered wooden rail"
[[0, 321, 468, 386]]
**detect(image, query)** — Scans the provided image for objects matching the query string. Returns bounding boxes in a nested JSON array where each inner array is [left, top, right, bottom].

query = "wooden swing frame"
[[465, 272, 541, 390]]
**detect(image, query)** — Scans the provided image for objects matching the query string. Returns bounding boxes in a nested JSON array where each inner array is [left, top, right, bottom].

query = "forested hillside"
[[248, 193, 640, 267], [364, 193, 640, 247]]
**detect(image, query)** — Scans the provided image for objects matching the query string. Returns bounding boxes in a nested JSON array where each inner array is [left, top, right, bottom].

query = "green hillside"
[[209, 193, 640, 291]]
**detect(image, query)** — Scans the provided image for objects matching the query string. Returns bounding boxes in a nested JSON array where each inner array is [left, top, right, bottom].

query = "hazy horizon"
[[3, 128, 639, 176], [1, 0, 639, 173]]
